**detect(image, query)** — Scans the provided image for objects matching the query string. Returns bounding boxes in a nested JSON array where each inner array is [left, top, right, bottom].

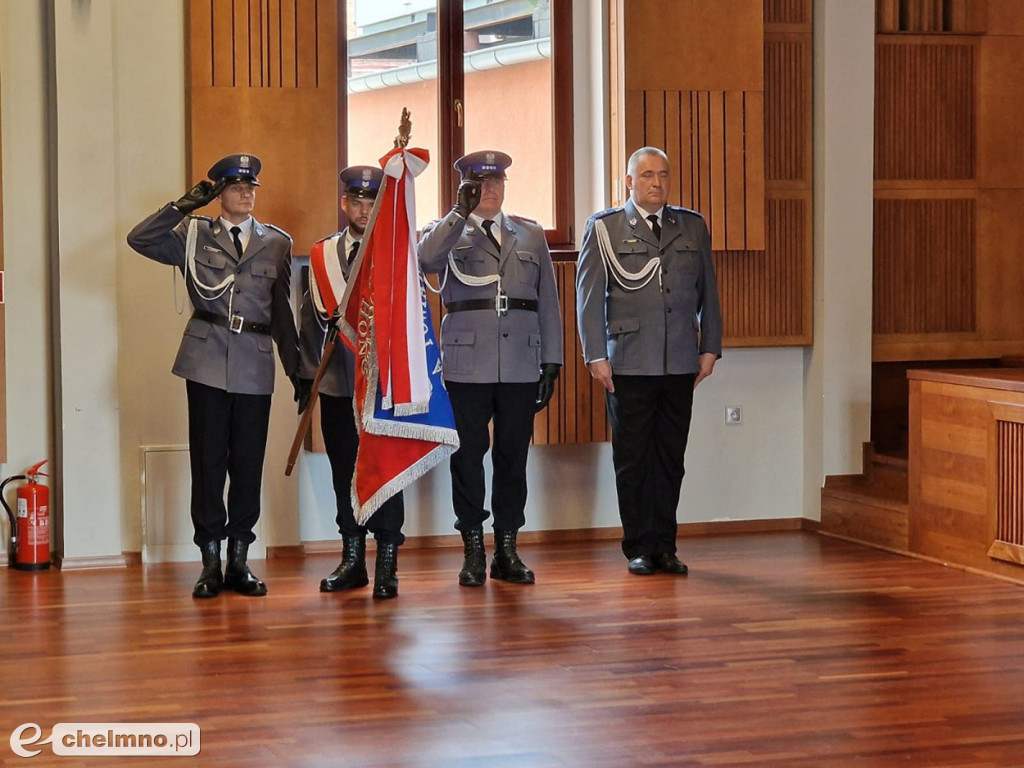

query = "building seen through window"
[[346, 0, 556, 231]]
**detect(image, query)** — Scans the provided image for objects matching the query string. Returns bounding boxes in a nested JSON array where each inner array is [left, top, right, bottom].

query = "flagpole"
[[285, 325, 338, 476], [285, 108, 414, 477]]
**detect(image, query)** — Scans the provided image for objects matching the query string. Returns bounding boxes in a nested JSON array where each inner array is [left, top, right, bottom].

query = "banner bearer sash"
[[336, 146, 459, 523]]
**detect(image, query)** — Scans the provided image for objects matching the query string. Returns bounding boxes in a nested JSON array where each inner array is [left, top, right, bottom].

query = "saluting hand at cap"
[[453, 178, 481, 219], [174, 178, 226, 214]]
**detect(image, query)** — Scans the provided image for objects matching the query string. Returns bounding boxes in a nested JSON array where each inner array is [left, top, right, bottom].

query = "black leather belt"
[[446, 298, 538, 313], [192, 309, 272, 335]]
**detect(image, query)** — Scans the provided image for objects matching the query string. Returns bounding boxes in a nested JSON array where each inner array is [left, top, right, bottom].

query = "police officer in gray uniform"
[[576, 146, 722, 576], [127, 153, 302, 598], [418, 150, 562, 587], [298, 165, 405, 600]]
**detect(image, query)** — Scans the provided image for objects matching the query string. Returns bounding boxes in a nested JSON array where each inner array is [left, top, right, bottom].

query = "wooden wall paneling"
[[977, 35, 1024, 188], [872, 196, 976, 336], [188, 0, 338, 254], [875, 38, 976, 181], [708, 93, 727, 248], [876, 0, 987, 33], [987, 403, 1024, 564], [765, 38, 810, 185], [743, 90, 766, 251], [724, 91, 747, 249], [765, 0, 811, 27], [975, 189, 1024, 343]]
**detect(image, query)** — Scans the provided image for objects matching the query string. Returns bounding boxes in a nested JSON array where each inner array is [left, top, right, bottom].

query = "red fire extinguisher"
[[2, 460, 50, 570]]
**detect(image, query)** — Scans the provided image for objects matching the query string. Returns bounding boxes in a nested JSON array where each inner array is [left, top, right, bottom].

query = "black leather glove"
[[535, 363, 561, 412], [452, 178, 481, 218], [291, 374, 314, 415], [173, 178, 225, 213]]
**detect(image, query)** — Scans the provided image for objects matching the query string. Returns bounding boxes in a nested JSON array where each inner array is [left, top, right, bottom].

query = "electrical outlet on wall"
[[725, 406, 743, 425]]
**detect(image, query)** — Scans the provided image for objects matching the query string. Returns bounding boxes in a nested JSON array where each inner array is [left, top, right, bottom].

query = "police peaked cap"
[[340, 165, 384, 199], [454, 150, 512, 179], [208, 153, 261, 186]]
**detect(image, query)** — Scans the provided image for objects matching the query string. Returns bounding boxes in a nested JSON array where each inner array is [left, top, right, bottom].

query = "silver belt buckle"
[[229, 314, 245, 333], [495, 292, 508, 316]]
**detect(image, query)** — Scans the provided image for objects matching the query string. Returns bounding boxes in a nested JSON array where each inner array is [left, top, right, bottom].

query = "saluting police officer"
[[576, 146, 722, 576], [127, 153, 303, 599], [418, 150, 562, 587], [298, 165, 406, 600]]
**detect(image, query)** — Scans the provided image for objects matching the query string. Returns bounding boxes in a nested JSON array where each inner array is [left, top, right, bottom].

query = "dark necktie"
[[230, 225, 244, 259], [348, 240, 359, 265], [647, 214, 661, 241], [483, 219, 501, 252]]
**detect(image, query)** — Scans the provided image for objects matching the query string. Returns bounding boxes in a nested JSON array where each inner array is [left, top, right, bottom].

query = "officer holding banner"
[[417, 150, 562, 588], [127, 153, 303, 599], [299, 165, 405, 600]]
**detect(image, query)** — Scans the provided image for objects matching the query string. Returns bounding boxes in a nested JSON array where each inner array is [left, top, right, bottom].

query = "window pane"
[[461, 0, 555, 228], [346, 0, 440, 229]]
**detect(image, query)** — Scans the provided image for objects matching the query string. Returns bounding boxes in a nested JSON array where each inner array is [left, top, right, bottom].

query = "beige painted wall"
[[1, 0, 868, 564]]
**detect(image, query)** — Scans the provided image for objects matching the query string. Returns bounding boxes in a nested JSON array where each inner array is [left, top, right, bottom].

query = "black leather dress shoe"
[[653, 553, 689, 575], [627, 555, 655, 575]]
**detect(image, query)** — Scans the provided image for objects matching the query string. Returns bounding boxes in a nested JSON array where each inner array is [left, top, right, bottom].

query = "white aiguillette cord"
[[177, 217, 237, 316], [595, 217, 661, 291]]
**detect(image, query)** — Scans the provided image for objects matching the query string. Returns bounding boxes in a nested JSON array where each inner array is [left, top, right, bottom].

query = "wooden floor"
[[3, 532, 1024, 767]]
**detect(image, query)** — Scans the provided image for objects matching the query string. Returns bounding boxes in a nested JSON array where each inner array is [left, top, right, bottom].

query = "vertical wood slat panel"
[[765, 39, 809, 183], [875, 40, 975, 180], [873, 198, 976, 335], [877, 0, 984, 32], [531, 262, 609, 446], [635, 89, 765, 251], [196, 0, 319, 89], [743, 91, 766, 251], [713, 197, 807, 340], [765, 0, 810, 25], [995, 420, 1024, 546]]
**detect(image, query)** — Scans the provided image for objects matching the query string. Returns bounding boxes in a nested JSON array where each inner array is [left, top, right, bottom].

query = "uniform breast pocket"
[[515, 250, 539, 278], [672, 241, 701, 276], [607, 316, 641, 368], [442, 331, 475, 376], [194, 250, 229, 284], [251, 262, 278, 281], [453, 248, 487, 277]]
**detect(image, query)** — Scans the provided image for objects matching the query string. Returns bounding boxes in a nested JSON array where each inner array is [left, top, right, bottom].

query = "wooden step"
[[820, 482, 909, 551]]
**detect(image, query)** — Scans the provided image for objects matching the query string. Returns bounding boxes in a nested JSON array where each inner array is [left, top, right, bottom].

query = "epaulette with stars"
[[263, 222, 292, 240], [666, 204, 703, 220], [590, 206, 623, 220], [508, 213, 540, 227]]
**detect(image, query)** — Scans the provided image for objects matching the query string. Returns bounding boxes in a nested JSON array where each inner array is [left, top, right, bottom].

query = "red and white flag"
[[335, 146, 459, 522]]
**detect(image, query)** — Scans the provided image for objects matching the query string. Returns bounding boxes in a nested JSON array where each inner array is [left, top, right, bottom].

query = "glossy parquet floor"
[[3, 532, 1024, 767]]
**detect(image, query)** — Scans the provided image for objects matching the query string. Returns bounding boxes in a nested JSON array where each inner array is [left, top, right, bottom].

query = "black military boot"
[[490, 529, 535, 584], [458, 528, 486, 587], [320, 536, 369, 592], [192, 540, 223, 599], [372, 542, 399, 600], [224, 538, 267, 597]]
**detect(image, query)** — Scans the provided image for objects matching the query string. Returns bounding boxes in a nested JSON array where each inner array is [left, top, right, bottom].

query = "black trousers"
[[445, 380, 537, 533], [319, 393, 405, 545], [606, 374, 696, 559], [186, 380, 272, 547]]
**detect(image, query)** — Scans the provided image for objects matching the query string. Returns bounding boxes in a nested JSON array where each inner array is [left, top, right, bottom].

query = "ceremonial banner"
[[336, 146, 459, 522]]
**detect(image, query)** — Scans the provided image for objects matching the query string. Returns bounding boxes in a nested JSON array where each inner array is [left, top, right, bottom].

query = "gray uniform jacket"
[[576, 199, 722, 375], [418, 209, 563, 384], [298, 230, 356, 398], [127, 203, 299, 395]]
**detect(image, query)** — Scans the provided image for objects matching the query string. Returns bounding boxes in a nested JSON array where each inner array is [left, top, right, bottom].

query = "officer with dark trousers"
[[298, 166, 405, 600], [127, 154, 303, 598], [418, 151, 562, 587], [576, 146, 722, 576]]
